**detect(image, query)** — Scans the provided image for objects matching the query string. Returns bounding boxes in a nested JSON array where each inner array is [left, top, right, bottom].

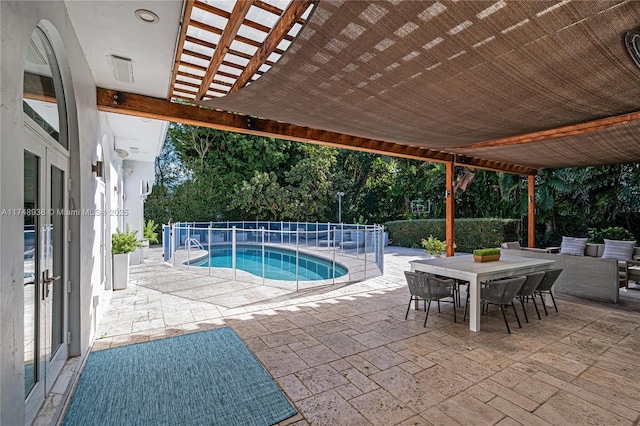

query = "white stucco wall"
[[122, 160, 155, 265], [0, 2, 123, 423], [123, 159, 155, 237]]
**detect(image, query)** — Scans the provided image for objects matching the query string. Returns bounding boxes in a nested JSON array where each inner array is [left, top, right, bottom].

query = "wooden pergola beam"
[[98, 88, 536, 174], [255, 0, 307, 25], [229, 0, 313, 93], [168, 0, 196, 101], [194, 0, 293, 39], [454, 110, 640, 150], [196, 0, 254, 100]]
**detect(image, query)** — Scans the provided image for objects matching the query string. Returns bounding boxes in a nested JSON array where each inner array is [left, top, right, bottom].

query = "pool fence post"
[[296, 228, 299, 292], [280, 221, 283, 244], [187, 225, 191, 272], [171, 224, 176, 267], [364, 227, 368, 279], [356, 224, 360, 259], [262, 227, 265, 286], [327, 222, 330, 251], [332, 226, 336, 285], [380, 225, 385, 274], [232, 226, 237, 280], [208, 226, 212, 276]]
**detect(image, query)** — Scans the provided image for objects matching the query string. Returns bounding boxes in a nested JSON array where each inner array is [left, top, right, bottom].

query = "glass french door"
[[23, 120, 69, 416]]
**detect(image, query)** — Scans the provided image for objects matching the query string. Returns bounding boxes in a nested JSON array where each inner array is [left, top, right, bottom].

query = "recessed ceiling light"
[[624, 30, 640, 69], [135, 9, 159, 24]]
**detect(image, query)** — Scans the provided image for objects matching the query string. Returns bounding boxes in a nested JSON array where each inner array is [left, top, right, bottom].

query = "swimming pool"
[[191, 245, 348, 281]]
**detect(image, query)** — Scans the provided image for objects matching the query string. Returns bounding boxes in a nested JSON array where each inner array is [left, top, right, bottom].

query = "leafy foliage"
[[586, 227, 635, 243], [143, 219, 159, 244], [473, 248, 500, 256], [385, 219, 519, 252], [421, 235, 447, 256], [112, 226, 142, 254], [144, 124, 640, 248]]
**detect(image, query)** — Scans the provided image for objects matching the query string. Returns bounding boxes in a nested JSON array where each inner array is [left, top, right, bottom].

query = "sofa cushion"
[[559, 236, 588, 256], [501, 241, 521, 250], [602, 239, 636, 261]]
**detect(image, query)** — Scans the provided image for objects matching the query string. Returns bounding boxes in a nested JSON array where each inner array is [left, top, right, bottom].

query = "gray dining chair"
[[516, 271, 545, 322], [404, 271, 456, 327], [535, 268, 563, 315], [463, 276, 526, 333]]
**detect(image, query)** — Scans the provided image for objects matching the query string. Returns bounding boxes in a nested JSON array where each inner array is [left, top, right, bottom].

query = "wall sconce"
[[115, 148, 129, 159], [92, 160, 103, 177], [123, 167, 134, 176]]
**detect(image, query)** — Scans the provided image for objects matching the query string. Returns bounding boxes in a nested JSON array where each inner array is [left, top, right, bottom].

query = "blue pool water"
[[192, 245, 348, 281]]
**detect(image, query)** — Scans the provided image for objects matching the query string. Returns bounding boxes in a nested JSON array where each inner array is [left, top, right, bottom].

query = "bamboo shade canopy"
[[179, 0, 640, 171]]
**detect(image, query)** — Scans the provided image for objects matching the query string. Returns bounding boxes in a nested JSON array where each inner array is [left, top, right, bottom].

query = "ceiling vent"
[[111, 55, 134, 84], [624, 30, 640, 69]]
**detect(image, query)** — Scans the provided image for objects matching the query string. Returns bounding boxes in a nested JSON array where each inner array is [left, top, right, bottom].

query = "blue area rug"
[[63, 327, 296, 426]]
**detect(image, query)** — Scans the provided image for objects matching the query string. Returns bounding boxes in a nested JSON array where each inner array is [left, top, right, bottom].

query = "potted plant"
[[141, 219, 159, 259], [421, 235, 447, 258], [473, 248, 501, 263], [112, 226, 142, 290]]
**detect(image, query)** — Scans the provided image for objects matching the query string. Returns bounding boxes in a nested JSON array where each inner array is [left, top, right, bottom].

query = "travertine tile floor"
[[45, 247, 640, 425]]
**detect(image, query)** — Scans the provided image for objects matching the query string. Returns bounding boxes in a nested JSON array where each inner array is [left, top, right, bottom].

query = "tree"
[[232, 172, 287, 220], [144, 138, 188, 225], [284, 145, 336, 221], [145, 123, 640, 245]]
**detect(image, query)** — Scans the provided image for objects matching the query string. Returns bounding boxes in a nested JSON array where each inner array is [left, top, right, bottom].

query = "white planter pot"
[[141, 240, 150, 259], [113, 253, 130, 290], [129, 248, 141, 265]]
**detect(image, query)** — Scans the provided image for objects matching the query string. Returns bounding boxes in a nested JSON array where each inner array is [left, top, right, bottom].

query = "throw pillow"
[[602, 239, 636, 261], [559, 236, 588, 256]]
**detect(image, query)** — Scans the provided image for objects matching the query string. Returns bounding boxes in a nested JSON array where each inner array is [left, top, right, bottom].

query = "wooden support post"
[[446, 161, 455, 257], [528, 175, 535, 248]]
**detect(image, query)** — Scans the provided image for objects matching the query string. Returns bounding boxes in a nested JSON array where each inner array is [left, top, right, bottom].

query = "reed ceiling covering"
[[171, 0, 640, 172]]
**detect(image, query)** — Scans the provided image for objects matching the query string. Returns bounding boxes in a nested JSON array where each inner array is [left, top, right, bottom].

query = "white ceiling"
[[106, 115, 169, 161], [65, 0, 183, 162]]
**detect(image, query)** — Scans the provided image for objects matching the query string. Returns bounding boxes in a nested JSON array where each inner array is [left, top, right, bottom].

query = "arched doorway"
[[23, 25, 70, 419]]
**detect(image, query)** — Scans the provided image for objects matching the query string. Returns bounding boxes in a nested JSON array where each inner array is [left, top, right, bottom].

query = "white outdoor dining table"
[[409, 254, 556, 332]]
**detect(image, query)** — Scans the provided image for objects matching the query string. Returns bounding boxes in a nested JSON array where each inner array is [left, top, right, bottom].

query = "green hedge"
[[384, 219, 520, 253]]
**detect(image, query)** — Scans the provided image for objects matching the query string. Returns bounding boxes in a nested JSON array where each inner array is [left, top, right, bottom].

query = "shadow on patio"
[[80, 248, 640, 425]]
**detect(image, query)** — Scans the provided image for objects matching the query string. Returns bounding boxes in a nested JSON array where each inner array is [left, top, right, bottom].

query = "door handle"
[[42, 270, 61, 299]]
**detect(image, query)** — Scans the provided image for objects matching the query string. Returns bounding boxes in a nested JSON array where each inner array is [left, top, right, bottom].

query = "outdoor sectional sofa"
[[501, 242, 640, 303]]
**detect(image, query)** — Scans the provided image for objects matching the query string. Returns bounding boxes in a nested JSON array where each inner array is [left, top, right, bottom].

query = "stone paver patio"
[[45, 247, 640, 425]]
